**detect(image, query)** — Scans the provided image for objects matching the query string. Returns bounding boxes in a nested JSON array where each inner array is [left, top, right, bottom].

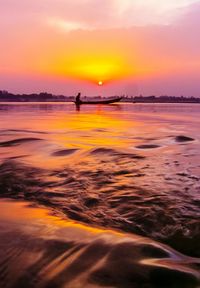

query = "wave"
[[52, 149, 78, 157], [0, 138, 43, 147], [0, 159, 200, 259]]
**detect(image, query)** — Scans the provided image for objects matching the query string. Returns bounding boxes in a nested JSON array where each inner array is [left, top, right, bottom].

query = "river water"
[[0, 102, 200, 287]]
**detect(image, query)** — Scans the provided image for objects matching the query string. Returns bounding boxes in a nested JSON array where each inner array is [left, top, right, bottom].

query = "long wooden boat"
[[75, 97, 122, 105]]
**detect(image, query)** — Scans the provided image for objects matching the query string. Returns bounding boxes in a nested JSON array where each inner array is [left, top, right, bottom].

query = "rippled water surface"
[[0, 102, 200, 287]]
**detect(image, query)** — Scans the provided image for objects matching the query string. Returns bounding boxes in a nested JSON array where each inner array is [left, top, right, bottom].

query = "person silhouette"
[[75, 92, 81, 105]]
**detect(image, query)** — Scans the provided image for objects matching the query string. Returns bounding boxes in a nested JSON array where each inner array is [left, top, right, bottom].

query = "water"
[[0, 102, 200, 287]]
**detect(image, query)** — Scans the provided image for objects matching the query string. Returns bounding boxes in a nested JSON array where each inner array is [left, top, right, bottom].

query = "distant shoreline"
[[0, 90, 200, 103]]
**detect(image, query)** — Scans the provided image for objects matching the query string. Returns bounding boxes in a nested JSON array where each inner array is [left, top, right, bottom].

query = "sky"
[[0, 0, 200, 96]]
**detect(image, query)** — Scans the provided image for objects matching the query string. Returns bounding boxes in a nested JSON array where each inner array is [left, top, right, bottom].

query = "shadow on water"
[[75, 103, 123, 113], [0, 102, 123, 113]]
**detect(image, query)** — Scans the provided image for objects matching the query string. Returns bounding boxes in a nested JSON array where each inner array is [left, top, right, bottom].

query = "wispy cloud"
[[1, 0, 199, 31], [42, 0, 200, 33], [47, 18, 91, 32]]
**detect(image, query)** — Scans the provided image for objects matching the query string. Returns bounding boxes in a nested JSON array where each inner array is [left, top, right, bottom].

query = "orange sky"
[[0, 0, 200, 96]]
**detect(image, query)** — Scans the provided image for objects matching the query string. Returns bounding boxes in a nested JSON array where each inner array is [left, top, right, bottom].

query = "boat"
[[75, 97, 122, 105]]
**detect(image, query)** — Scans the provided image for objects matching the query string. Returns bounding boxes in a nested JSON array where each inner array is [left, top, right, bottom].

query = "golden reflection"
[[0, 200, 122, 236], [0, 104, 147, 169], [52, 111, 133, 148]]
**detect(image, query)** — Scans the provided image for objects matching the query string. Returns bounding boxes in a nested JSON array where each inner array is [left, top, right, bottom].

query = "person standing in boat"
[[75, 92, 81, 105]]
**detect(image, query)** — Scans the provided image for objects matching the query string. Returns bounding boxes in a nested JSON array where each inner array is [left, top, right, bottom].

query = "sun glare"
[[61, 55, 130, 84], [51, 51, 134, 84]]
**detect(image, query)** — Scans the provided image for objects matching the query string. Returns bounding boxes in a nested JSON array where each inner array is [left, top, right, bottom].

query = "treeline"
[[133, 95, 200, 103], [0, 91, 68, 102], [0, 90, 200, 103]]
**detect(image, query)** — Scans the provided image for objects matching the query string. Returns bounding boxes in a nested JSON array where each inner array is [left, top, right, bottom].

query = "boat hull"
[[75, 97, 122, 105]]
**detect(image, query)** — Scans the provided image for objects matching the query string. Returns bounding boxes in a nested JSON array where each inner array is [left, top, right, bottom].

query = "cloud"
[[47, 18, 90, 32], [1, 0, 200, 31], [45, 0, 200, 30]]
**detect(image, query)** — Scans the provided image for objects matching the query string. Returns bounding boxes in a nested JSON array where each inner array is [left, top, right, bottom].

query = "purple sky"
[[0, 0, 200, 96]]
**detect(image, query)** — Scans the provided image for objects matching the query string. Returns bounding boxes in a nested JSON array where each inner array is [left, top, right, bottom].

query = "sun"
[[98, 81, 103, 86]]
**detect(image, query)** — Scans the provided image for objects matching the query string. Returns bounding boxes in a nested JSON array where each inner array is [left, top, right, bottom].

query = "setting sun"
[[70, 60, 126, 84], [53, 49, 133, 85]]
